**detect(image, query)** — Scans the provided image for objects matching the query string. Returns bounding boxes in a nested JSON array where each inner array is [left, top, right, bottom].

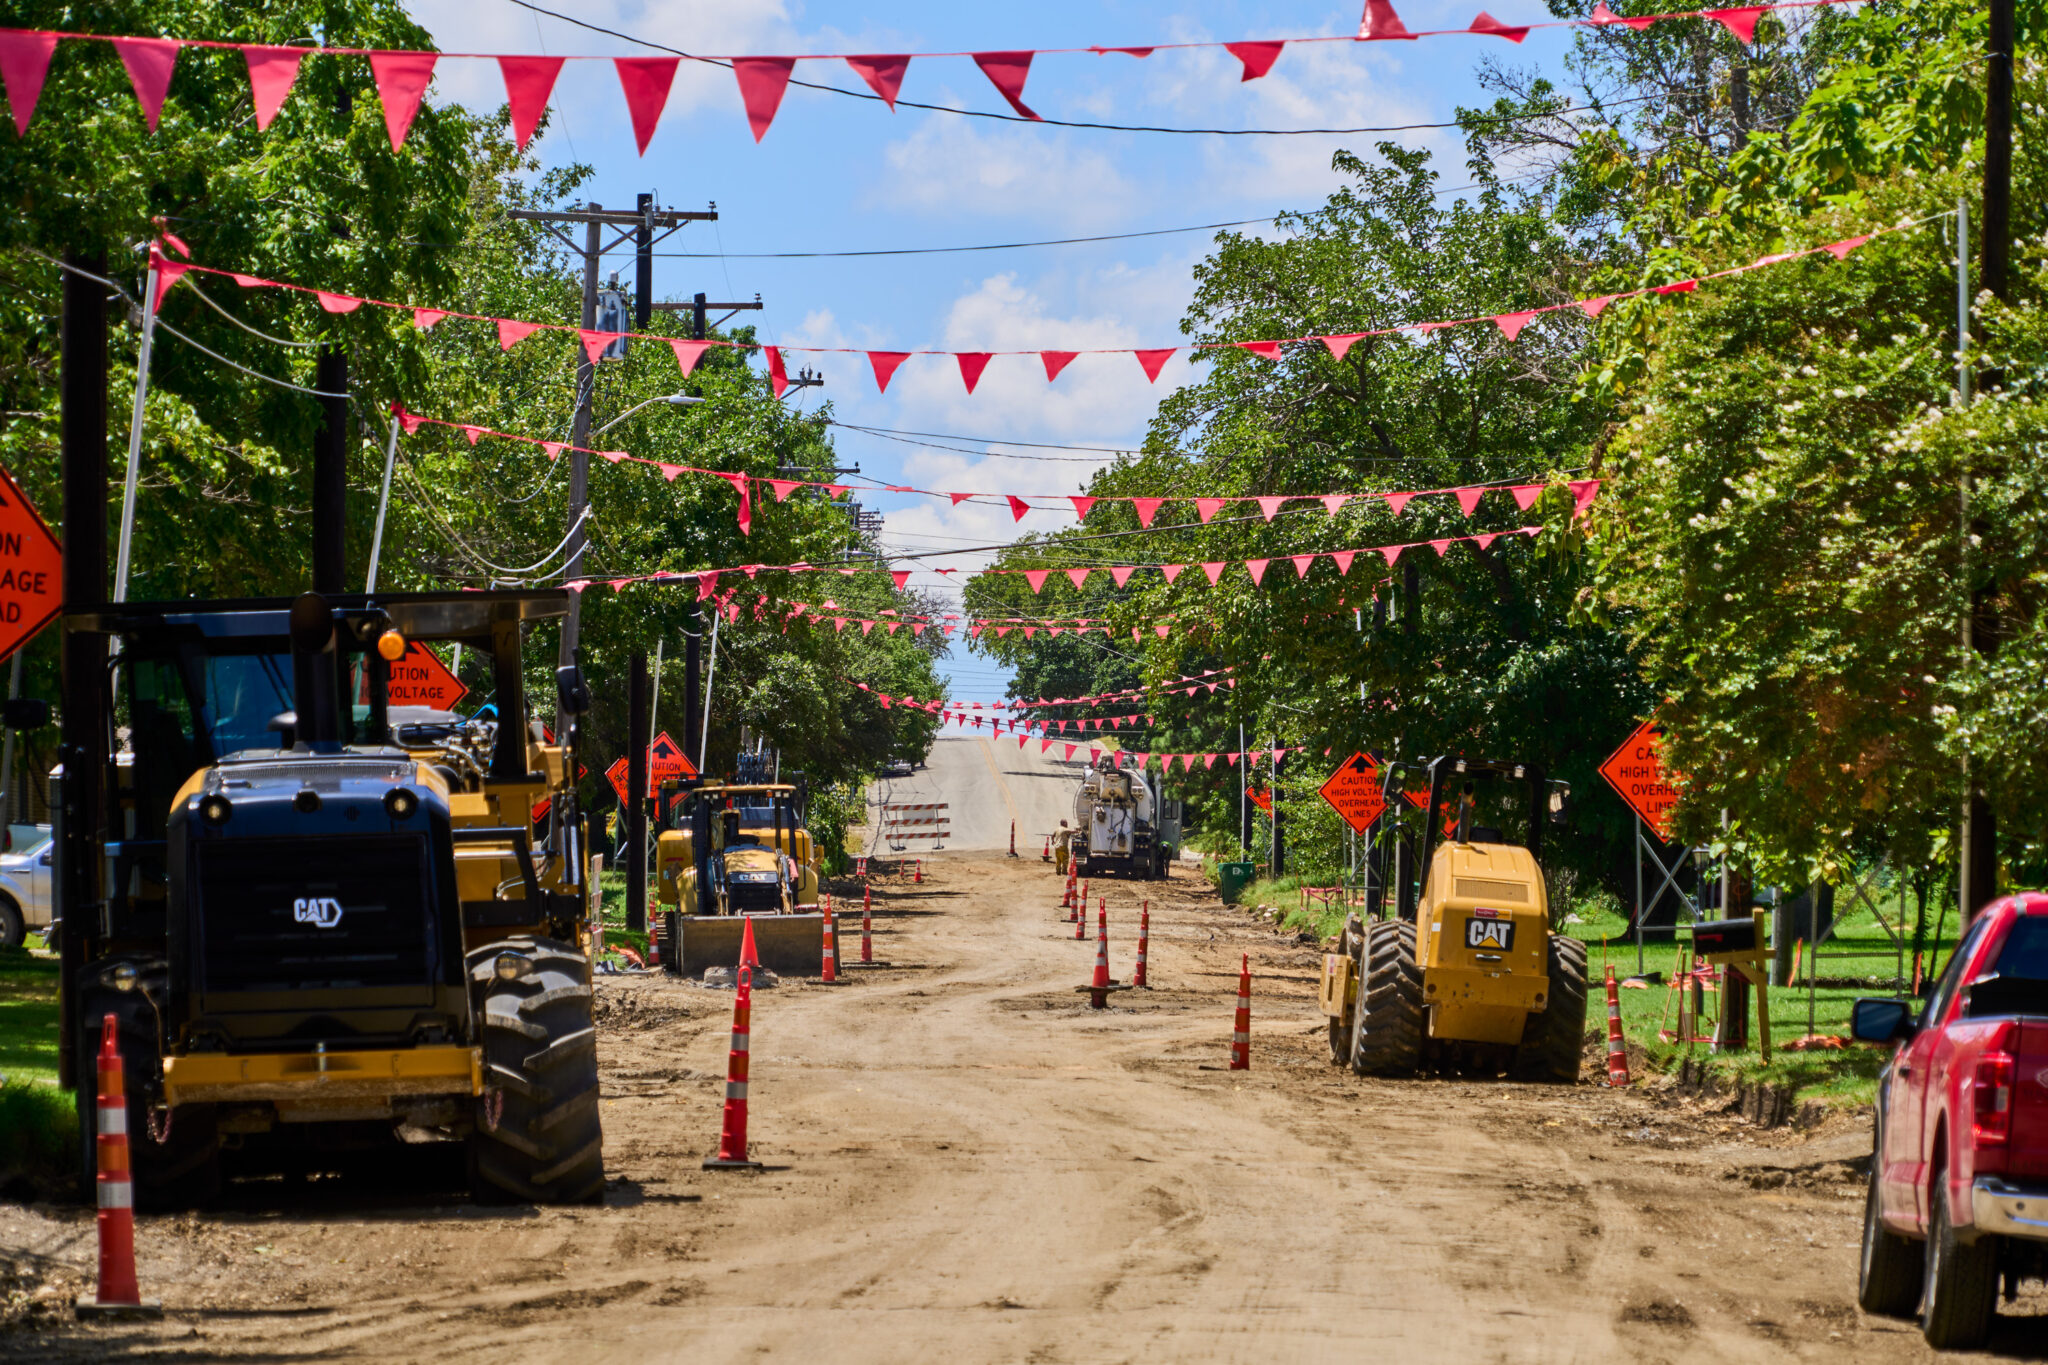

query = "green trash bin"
[[1217, 860, 1256, 905]]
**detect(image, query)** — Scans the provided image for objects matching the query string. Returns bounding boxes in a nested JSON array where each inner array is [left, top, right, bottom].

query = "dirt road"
[[5, 853, 2040, 1361]]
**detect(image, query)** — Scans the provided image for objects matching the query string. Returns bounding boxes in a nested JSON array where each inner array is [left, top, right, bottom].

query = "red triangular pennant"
[[891, 569, 911, 590], [1589, 2, 1657, 29], [241, 45, 305, 132], [1161, 564, 1184, 584], [1245, 558, 1270, 586], [1041, 350, 1079, 381], [498, 56, 564, 151], [1824, 234, 1872, 260], [1110, 566, 1136, 587], [1070, 496, 1096, 521], [498, 319, 541, 351], [764, 346, 789, 398], [579, 329, 618, 363], [868, 350, 911, 393], [1387, 492, 1414, 516], [1359, 0, 1417, 38], [1132, 497, 1164, 528], [1237, 339, 1283, 360], [1291, 554, 1316, 579], [1066, 568, 1091, 590], [1008, 495, 1032, 522], [1468, 11, 1531, 40], [972, 51, 1041, 120], [733, 56, 795, 141], [316, 292, 362, 314], [1577, 294, 1616, 318], [1321, 494, 1350, 515], [614, 57, 680, 155], [1494, 309, 1537, 341], [1511, 484, 1543, 511], [1023, 570, 1051, 594], [111, 37, 180, 134], [958, 352, 992, 393], [413, 307, 446, 330], [367, 51, 436, 151], [1256, 496, 1286, 521], [1201, 561, 1226, 585], [1135, 348, 1175, 382], [845, 54, 910, 109], [671, 338, 711, 376], [0, 30, 59, 137], [1331, 550, 1356, 576], [1570, 479, 1601, 516], [1196, 498, 1226, 524], [1223, 40, 1286, 80], [1707, 6, 1767, 42], [1455, 487, 1485, 516]]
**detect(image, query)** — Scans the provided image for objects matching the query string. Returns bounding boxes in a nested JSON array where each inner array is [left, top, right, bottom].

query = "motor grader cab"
[[654, 781, 825, 977], [57, 589, 603, 1208], [1317, 756, 1586, 1082]]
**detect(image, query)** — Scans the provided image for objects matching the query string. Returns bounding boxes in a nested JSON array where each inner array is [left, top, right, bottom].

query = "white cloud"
[[869, 116, 1137, 225]]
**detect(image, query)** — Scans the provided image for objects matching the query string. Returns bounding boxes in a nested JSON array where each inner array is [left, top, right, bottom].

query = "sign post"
[[1599, 718, 1685, 973]]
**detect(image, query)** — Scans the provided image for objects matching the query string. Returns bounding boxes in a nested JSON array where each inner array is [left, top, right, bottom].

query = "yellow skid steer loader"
[[654, 782, 825, 976]]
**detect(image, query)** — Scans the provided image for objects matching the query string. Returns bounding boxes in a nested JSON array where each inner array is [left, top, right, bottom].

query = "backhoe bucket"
[[674, 913, 826, 978]]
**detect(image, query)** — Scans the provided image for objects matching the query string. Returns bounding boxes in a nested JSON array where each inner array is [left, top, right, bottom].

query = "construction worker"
[[1053, 820, 1073, 876]]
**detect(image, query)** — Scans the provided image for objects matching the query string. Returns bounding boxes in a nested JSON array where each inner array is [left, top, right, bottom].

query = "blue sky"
[[404, 0, 1589, 700]]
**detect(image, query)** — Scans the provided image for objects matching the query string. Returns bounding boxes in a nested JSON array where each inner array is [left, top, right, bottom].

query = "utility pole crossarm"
[[508, 208, 715, 226]]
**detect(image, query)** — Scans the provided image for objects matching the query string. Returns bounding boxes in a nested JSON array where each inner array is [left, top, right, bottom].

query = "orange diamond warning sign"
[[386, 641, 468, 710], [1318, 752, 1387, 834], [0, 463, 62, 664], [605, 732, 700, 804], [1599, 717, 1682, 839]]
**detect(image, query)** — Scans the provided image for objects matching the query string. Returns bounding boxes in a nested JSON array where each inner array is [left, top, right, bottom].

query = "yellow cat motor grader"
[[1317, 756, 1586, 1082], [655, 781, 825, 976], [59, 589, 602, 1206]]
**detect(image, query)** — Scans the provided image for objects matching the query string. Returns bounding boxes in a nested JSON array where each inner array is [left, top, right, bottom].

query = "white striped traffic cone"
[[1605, 963, 1631, 1087], [76, 1014, 159, 1316], [1229, 955, 1251, 1070], [706, 923, 764, 1170], [1133, 901, 1149, 989]]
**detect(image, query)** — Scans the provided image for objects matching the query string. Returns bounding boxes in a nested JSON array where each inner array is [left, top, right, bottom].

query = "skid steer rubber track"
[[468, 938, 604, 1204], [1351, 920, 1424, 1077], [1510, 933, 1589, 1084]]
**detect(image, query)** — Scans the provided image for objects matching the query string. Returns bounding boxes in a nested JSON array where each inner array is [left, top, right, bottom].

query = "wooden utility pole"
[[1962, 0, 2013, 926], [506, 201, 715, 668]]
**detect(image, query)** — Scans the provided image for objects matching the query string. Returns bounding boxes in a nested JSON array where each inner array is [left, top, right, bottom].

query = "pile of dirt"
[[591, 987, 696, 1030]]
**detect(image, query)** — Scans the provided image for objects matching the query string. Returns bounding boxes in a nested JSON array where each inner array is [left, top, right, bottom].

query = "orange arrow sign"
[[1318, 752, 1387, 834], [0, 463, 62, 664], [606, 733, 701, 804], [1600, 717, 1682, 839]]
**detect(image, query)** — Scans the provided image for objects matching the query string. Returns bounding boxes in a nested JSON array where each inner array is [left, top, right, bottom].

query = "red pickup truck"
[[1854, 892, 2048, 1348]]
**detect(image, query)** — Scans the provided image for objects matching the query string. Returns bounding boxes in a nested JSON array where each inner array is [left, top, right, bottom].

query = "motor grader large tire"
[[1350, 920, 1423, 1077], [1510, 933, 1588, 1084], [467, 938, 604, 1205]]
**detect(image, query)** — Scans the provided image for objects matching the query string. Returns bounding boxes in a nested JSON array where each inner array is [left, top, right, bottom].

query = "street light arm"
[[593, 390, 703, 436]]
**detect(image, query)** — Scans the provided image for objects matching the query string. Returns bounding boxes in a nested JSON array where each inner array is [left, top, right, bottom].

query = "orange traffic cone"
[[1042, 833, 1052, 862], [1229, 955, 1251, 1070], [860, 899, 874, 964], [705, 922, 764, 1171], [1605, 963, 1631, 1087], [1133, 901, 1150, 989], [914, 859, 924, 885], [76, 1015, 160, 1317], [821, 903, 841, 984], [1076, 894, 1092, 940]]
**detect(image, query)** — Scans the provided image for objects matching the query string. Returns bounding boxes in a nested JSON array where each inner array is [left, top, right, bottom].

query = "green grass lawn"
[[0, 945, 60, 1086], [1212, 858, 1931, 1107]]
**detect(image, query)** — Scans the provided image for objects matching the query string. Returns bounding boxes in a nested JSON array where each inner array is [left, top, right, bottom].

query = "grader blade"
[[676, 913, 826, 978]]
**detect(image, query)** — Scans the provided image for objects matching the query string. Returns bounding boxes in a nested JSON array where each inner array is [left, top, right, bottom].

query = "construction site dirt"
[[5, 852, 2043, 1361]]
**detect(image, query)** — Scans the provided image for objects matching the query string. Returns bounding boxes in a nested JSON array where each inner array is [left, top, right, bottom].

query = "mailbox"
[[1692, 916, 1761, 962]]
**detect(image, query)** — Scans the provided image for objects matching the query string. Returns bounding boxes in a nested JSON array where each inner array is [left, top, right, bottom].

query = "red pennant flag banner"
[[111, 37, 179, 134], [846, 54, 910, 108], [0, 30, 58, 137], [614, 57, 680, 155], [732, 57, 796, 141], [869, 351, 912, 392], [499, 56, 565, 150], [972, 51, 1041, 120], [242, 45, 306, 131], [1224, 40, 1285, 80], [367, 51, 436, 151]]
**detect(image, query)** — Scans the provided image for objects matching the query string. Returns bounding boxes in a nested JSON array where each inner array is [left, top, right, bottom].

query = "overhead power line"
[[502, 0, 1655, 137]]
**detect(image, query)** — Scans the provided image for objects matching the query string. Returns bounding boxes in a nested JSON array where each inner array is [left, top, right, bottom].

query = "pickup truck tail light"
[[1974, 1052, 2015, 1146]]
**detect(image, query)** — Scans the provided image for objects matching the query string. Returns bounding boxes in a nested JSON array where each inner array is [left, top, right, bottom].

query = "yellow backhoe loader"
[[654, 781, 826, 976], [1318, 756, 1586, 1082]]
